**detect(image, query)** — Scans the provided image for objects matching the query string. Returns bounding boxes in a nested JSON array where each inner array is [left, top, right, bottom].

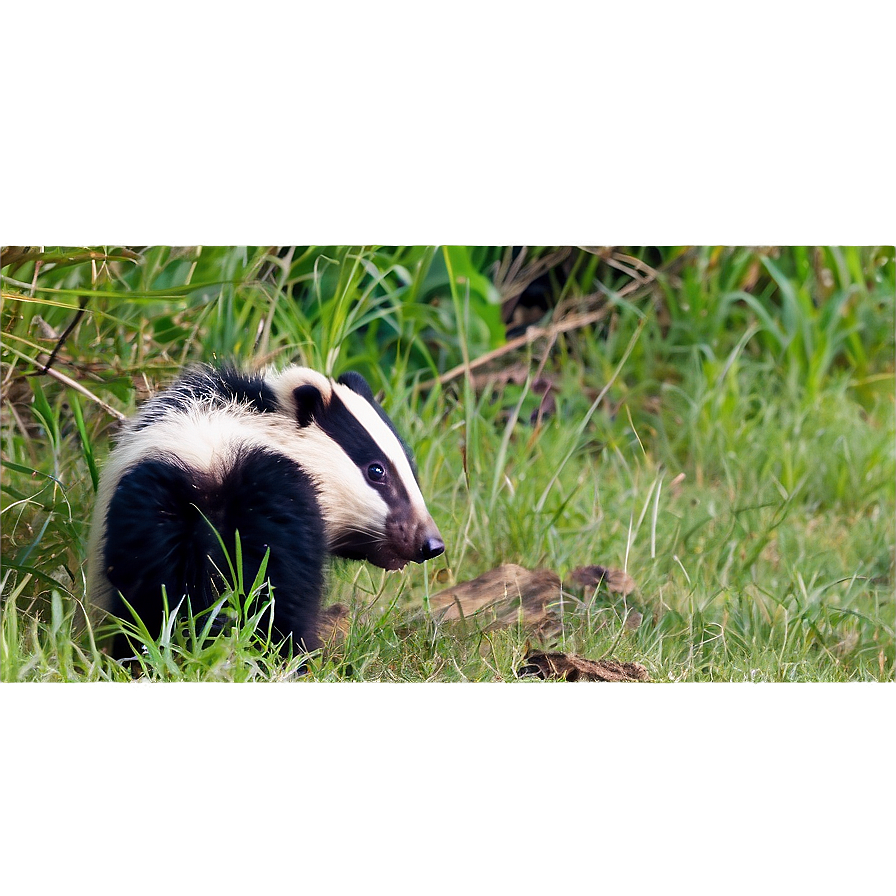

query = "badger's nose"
[[418, 532, 445, 562]]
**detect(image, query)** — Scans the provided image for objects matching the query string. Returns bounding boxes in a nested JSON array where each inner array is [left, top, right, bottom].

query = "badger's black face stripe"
[[337, 372, 418, 476], [316, 391, 413, 503]]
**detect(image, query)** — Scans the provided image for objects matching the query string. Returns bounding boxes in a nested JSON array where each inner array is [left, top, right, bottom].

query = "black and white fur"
[[86, 364, 444, 658]]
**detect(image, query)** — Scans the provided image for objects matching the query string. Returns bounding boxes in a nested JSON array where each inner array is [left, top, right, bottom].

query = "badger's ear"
[[337, 371, 375, 403], [293, 384, 324, 427]]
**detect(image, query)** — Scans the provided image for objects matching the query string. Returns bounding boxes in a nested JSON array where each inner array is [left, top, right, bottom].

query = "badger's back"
[[86, 364, 443, 658]]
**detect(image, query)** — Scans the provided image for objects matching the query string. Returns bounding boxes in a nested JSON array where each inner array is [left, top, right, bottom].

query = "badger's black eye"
[[367, 463, 386, 483]]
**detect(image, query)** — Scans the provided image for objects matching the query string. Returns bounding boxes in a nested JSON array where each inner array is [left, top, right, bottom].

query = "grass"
[[1, 245, 893, 682]]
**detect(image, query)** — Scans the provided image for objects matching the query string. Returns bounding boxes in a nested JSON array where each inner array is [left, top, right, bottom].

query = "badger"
[[85, 363, 444, 658]]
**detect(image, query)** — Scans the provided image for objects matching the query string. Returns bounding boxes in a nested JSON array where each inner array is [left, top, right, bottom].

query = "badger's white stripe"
[[330, 380, 429, 516]]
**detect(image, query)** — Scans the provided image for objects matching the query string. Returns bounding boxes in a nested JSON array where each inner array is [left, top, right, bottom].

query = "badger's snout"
[[409, 515, 444, 565], [417, 528, 445, 563], [366, 516, 444, 570]]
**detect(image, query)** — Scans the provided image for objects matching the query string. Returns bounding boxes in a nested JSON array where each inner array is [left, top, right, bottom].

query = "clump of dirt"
[[518, 651, 649, 682]]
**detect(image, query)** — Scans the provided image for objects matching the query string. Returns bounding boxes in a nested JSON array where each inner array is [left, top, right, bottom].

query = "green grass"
[[1, 245, 893, 681]]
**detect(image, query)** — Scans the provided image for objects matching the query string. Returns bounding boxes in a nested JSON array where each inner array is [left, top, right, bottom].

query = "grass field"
[[1, 245, 893, 682]]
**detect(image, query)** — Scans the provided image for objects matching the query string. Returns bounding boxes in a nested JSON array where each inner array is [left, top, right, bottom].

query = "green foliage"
[[1, 245, 893, 681]]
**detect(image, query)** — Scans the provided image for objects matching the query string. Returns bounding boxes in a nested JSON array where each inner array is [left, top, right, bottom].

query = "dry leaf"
[[518, 651, 649, 682], [429, 563, 561, 633]]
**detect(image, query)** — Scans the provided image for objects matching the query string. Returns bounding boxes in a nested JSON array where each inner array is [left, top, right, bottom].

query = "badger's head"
[[268, 367, 444, 571]]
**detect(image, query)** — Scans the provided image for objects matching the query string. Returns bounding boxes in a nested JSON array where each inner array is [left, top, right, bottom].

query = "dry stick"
[[424, 249, 694, 390], [423, 304, 610, 390], [35, 360, 127, 422], [612, 250, 663, 280], [36, 296, 88, 374], [0, 247, 36, 270]]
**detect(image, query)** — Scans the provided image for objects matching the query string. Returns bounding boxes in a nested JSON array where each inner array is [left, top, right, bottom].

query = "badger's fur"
[[86, 364, 444, 658]]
